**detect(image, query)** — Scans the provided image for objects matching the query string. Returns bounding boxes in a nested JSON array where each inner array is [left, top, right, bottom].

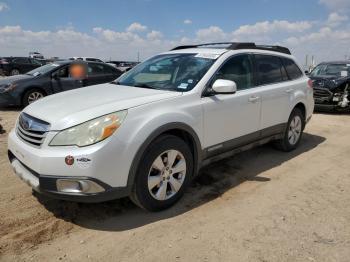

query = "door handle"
[[286, 88, 294, 93], [248, 96, 260, 103]]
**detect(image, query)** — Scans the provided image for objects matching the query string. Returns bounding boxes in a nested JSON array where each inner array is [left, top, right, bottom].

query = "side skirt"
[[200, 123, 286, 168]]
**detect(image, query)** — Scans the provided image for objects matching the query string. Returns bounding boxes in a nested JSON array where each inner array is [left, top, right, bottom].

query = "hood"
[[23, 83, 182, 130], [0, 74, 33, 86], [310, 75, 349, 89]]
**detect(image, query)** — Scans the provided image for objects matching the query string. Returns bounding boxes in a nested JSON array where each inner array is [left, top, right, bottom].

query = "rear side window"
[[13, 58, 30, 64], [282, 58, 303, 80], [88, 63, 105, 75], [255, 55, 286, 85]]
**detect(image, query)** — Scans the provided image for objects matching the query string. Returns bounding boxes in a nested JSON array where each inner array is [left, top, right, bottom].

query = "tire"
[[130, 135, 193, 211], [10, 68, 20, 76], [275, 108, 305, 152], [22, 88, 46, 107]]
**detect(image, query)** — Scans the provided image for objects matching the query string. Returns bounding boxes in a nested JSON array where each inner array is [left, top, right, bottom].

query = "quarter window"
[[282, 58, 303, 80], [214, 54, 254, 90], [255, 55, 285, 85]]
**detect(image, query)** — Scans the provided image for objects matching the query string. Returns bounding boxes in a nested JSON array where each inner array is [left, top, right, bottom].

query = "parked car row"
[[0, 55, 138, 77], [106, 61, 139, 72], [7, 42, 315, 211], [0, 57, 45, 76], [0, 60, 122, 106]]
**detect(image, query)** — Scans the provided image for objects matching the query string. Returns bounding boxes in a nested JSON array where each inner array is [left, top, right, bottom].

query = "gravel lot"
[[0, 110, 350, 262]]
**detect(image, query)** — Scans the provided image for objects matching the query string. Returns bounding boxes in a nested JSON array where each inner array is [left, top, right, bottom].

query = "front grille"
[[16, 113, 50, 147], [314, 88, 332, 98]]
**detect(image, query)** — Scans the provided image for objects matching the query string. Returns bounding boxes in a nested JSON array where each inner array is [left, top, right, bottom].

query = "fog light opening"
[[56, 179, 105, 194]]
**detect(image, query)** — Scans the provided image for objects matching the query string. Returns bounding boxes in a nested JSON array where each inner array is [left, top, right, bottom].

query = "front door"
[[201, 54, 262, 156], [51, 66, 83, 93]]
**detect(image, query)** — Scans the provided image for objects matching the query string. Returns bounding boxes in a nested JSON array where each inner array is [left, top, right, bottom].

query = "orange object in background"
[[69, 64, 86, 79]]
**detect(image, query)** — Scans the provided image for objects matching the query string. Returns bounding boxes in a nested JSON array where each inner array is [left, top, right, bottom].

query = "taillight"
[[308, 79, 313, 89]]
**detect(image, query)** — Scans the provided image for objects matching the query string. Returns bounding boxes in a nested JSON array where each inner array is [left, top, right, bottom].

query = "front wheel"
[[22, 89, 45, 106], [275, 108, 305, 152], [10, 69, 20, 76], [130, 135, 193, 211]]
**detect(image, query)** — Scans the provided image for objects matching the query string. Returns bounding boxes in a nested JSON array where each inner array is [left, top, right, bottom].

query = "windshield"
[[310, 63, 350, 77], [116, 53, 216, 91], [26, 63, 60, 76]]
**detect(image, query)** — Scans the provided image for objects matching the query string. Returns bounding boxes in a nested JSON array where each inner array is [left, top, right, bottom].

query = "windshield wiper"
[[133, 83, 157, 89]]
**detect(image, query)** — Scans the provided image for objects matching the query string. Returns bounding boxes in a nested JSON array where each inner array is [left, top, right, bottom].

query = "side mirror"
[[52, 73, 59, 80], [212, 79, 237, 94]]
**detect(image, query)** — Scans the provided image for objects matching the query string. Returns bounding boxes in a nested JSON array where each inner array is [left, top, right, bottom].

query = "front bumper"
[[0, 92, 17, 107], [8, 152, 131, 202], [7, 126, 134, 202]]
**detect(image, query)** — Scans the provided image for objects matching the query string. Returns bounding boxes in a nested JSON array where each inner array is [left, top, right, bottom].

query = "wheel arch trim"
[[127, 122, 202, 187]]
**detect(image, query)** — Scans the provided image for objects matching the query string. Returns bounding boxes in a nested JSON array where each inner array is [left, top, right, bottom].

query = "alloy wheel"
[[288, 115, 302, 145], [27, 92, 44, 104], [148, 149, 187, 201], [11, 69, 20, 75]]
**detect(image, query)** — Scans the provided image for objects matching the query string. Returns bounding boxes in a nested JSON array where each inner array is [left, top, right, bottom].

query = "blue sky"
[[0, 0, 349, 64]]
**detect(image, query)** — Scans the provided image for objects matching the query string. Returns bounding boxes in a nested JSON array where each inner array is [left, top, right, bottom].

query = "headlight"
[[0, 83, 16, 93], [50, 110, 127, 147]]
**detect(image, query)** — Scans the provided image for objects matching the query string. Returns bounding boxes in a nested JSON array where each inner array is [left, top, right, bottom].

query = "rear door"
[[254, 54, 291, 135], [51, 65, 83, 93]]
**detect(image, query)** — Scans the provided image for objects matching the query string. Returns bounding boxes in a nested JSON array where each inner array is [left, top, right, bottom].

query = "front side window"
[[116, 53, 216, 92], [255, 55, 285, 85], [214, 54, 254, 90], [30, 59, 42, 65]]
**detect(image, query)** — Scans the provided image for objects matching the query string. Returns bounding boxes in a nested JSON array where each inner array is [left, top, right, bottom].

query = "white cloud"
[[184, 19, 192, 25], [319, 0, 350, 11], [147, 30, 163, 41], [126, 22, 147, 32], [233, 20, 312, 36], [0, 2, 9, 12], [196, 26, 227, 41], [0, 13, 349, 65], [326, 12, 348, 27]]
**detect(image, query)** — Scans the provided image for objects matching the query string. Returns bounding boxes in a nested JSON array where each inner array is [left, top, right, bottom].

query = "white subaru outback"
[[8, 43, 314, 211]]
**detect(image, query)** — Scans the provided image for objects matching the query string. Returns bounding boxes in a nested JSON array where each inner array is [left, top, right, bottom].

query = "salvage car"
[[0, 61, 122, 107], [0, 57, 44, 76], [310, 61, 350, 111], [7, 42, 314, 211]]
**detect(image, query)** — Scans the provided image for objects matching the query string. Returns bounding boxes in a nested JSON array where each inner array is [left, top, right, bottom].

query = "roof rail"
[[171, 42, 291, 55]]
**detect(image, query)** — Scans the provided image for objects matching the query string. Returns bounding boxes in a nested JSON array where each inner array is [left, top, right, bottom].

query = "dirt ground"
[[0, 109, 350, 262]]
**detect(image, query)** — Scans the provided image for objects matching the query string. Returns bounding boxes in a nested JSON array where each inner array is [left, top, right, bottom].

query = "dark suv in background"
[[0, 57, 44, 76], [0, 60, 122, 107], [310, 61, 350, 111]]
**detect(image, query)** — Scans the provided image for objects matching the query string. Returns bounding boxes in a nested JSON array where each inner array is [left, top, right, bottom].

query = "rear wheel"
[[130, 135, 193, 211], [22, 89, 45, 106], [10, 69, 20, 76], [275, 108, 305, 152]]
